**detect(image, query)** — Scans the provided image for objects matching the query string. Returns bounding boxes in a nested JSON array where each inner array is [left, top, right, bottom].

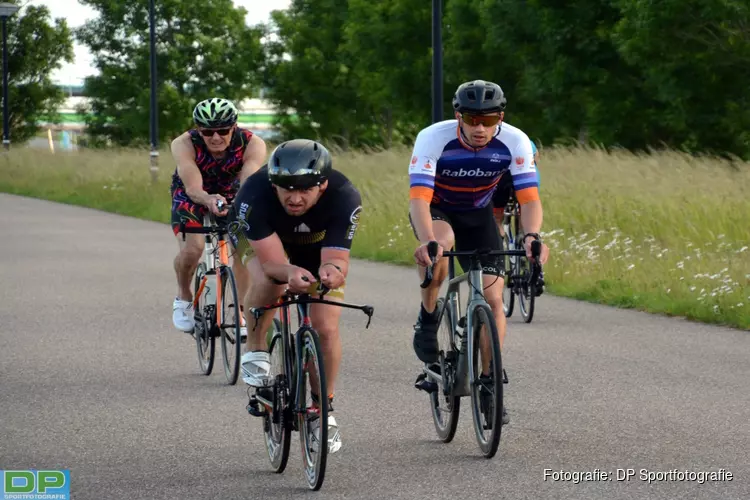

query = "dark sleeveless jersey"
[[170, 128, 254, 200]]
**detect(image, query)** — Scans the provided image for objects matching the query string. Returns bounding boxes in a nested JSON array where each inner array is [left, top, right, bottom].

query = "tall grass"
[[2, 144, 748, 329]]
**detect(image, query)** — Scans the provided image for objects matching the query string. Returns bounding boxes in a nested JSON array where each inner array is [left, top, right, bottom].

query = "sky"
[[25, 0, 292, 85]]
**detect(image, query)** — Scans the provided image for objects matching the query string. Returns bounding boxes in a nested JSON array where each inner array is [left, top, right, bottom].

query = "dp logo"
[[2, 470, 70, 499]]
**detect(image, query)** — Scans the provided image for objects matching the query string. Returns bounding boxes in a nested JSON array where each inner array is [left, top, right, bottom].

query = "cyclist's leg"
[[309, 283, 345, 401], [408, 207, 455, 364], [170, 188, 206, 332], [240, 255, 286, 386], [453, 206, 507, 351]]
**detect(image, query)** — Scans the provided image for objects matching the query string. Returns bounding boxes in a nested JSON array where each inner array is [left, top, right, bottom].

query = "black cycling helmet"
[[452, 80, 507, 114], [267, 139, 333, 189]]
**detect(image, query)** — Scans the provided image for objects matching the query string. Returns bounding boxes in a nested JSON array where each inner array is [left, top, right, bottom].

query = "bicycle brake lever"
[[363, 306, 374, 329]]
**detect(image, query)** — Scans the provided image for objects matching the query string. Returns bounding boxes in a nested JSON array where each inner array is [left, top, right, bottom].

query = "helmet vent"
[[467, 90, 477, 101]]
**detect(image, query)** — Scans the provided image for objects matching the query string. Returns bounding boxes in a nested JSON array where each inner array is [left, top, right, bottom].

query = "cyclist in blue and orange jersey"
[[169, 98, 267, 334], [407, 80, 550, 424]]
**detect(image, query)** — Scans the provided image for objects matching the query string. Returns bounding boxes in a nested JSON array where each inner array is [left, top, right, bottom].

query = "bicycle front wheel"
[[298, 327, 328, 491], [220, 266, 242, 385], [468, 304, 504, 458], [194, 263, 215, 375]]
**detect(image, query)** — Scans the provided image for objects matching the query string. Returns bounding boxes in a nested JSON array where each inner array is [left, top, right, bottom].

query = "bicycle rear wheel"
[[468, 304, 504, 458], [263, 318, 292, 473], [220, 266, 242, 385], [429, 298, 461, 442], [194, 263, 215, 375], [502, 231, 515, 318], [298, 327, 328, 491]]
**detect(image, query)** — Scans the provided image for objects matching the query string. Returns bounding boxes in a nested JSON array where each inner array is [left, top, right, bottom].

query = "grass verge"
[[2, 144, 749, 330]]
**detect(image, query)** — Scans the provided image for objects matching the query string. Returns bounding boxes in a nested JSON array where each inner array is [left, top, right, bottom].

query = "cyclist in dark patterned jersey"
[[169, 97, 267, 334]]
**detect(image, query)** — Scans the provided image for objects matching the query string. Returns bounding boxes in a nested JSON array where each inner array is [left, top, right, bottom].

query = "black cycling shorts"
[[408, 204, 505, 277]]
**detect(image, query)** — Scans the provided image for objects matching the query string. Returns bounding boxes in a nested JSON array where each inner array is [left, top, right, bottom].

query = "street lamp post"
[[148, 0, 159, 182], [431, 0, 443, 124], [0, 2, 19, 151]]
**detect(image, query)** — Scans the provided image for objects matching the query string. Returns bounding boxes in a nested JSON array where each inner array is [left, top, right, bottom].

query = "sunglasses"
[[461, 113, 501, 127], [199, 127, 233, 137]]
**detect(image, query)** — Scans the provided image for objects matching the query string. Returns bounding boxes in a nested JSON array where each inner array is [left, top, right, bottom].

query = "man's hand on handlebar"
[[287, 266, 317, 293], [319, 263, 345, 290], [206, 194, 229, 216], [523, 233, 549, 265], [414, 240, 447, 268]]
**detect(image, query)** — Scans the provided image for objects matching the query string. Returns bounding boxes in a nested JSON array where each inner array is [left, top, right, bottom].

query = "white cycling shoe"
[[172, 298, 195, 333], [241, 350, 272, 386], [310, 415, 342, 454]]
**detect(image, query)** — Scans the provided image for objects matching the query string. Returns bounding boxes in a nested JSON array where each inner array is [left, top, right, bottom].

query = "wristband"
[[523, 233, 541, 243], [322, 262, 343, 273]]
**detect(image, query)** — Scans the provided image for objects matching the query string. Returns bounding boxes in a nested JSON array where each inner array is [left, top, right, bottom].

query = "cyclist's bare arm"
[[250, 232, 311, 283], [409, 199, 436, 244], [239, 134, 267, 185], [519, 200, 543, 237], [171, 132, 210, 206], [320, 248, 350, 276]]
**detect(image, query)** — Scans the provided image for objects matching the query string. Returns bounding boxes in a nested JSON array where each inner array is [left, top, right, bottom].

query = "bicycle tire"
[[429, 298, 461, 442], [194, 263, 215, 375], [518, 262, 536, 324], [219, 266, 242, 385], [502, 232, 515, 318], [468, 304, 504, 458], [264, 318, 292, 473], [298, 327, 328, 491]]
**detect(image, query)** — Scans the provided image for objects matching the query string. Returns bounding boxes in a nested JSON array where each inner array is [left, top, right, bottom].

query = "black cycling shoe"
[[413, 307, 439, 364], [534, 271, 545, 297], [479, 375, 510, 426]]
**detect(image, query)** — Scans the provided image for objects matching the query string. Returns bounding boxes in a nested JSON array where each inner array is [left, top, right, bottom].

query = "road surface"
[[1, 193, 747, 499]]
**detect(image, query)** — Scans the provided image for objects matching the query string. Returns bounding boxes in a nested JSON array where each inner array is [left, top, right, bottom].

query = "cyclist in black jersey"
[[227, 139, 363, 455]]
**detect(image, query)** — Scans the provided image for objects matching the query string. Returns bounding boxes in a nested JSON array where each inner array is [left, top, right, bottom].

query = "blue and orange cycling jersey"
[[408, 120, 540, 211]]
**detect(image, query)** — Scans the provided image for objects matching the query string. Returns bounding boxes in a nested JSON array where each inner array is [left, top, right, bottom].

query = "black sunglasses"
[[200, 127, 233, 137]]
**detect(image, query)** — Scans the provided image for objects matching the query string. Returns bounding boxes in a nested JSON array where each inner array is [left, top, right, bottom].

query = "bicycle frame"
[[180, 213, 235, 330], [249, 291, 374, 428]]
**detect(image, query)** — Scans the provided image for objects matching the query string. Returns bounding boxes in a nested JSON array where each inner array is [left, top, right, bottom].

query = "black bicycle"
[[415, 240, 542, 458], [501, 192, 544, 323], [245, 281, 374, 491]]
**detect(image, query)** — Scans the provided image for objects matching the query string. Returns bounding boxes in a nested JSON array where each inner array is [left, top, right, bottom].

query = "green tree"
[[263, 0, 367, 147], [342, 0, 432, 146], [3, 1, 74, 145], [613, 0, 750, 158], [76, 0, 265, 147]]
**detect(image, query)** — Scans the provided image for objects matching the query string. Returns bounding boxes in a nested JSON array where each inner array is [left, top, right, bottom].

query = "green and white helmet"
[[193, 98, 239, 128]]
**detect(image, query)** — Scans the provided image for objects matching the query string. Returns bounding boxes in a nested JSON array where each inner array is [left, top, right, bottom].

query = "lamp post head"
[[0, 3, 20, 19]]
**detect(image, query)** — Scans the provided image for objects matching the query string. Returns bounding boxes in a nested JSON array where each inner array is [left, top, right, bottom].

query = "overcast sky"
[[25, 0, 292, 85]]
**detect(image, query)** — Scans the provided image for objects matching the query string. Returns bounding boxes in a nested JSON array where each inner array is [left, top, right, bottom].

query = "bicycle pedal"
[[246, 396, 267, 418], [414, 373, 439, 394]]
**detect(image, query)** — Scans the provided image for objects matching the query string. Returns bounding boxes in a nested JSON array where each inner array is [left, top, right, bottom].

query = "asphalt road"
[[1, 193, 748, 500]]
